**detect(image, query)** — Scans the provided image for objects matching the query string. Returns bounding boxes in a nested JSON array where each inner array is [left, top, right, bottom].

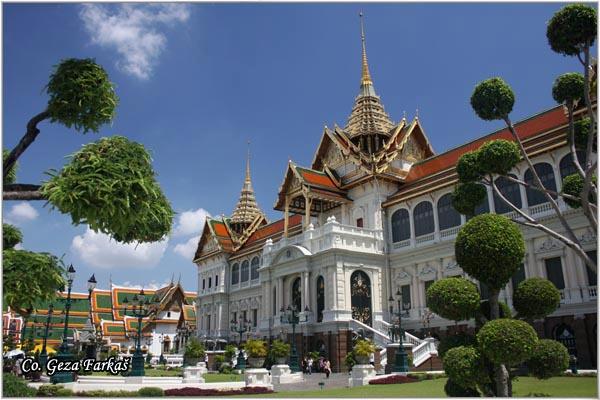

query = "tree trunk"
[[495, 364, 510, 397], [3, 110, 50, 180], [489, 289, 500, 320]]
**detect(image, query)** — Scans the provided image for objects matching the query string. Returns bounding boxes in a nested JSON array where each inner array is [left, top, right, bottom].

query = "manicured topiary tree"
[[477, 319, 538, 366], [458, 3, 597, 273], [426, 277, 481, 322], [443, 346, 488, 390], [444, 378, 481, 397], [527, 339, 570, 380], [451, 182, 486, 216], [437, 332, 476, 359], [513, 278, 561, 320]]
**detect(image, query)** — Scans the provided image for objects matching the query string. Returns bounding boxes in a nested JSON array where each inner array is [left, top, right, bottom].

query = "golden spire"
[[360, 12, 372, 86], [231, 141, 264, 231], [245, 140, 251, 182]]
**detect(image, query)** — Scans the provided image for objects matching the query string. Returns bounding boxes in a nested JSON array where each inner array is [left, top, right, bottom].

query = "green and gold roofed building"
[[4, 281, 196, 360]]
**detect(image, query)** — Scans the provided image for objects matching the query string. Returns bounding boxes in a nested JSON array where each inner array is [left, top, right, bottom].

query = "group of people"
[[301, 356, 332, 378]]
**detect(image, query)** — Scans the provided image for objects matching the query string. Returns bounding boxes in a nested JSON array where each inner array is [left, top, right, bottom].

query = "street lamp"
[[230, 315, 250, 371], [85, 274, 97, 359], [122, 288, 158, 376], [280, 305, 309, 373], [388, 288, 410, 373], [38, 304, 54, 371], [159, 334, 166, 365], [51, 264, 76, 383]]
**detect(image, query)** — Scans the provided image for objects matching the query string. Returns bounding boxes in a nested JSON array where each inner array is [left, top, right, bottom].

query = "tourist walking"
[[324, 359, 331, 378]]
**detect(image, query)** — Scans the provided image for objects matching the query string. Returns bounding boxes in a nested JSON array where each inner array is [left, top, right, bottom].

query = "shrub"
[[56, 388, 74, 397], [243, 339, 267, 358], [477, 140, 521, 176], [546, 4, 597, 56], [513, 278, 561, 319], [224, 344, 237, 360], [184, 337, 205, 359], [3, 149, 18, 185], [444, 378, 480, 397], [470, 77, 515, 121], [552, 73, 585, 104], [438, 332, 476, 359], [528, 339, 570, 380], [452, 182, 487, 216], [353, 339, 376, 357], [3, 373, 37, 397], [138, 387, 164, 397], [426, 277, 480, 322], [37, 384, 64, 397], [3, 223, 22, 250], [75, 390, 139, 397], [477, 319, 538, 366], [164, 386, 273, 396], [478, 300, 512, 321], [369, 374, 418, 385], [457, 151, 483, 183], [443, 346, 487, 389], [455, 214, 525, 289], [573, 118, 595, 150], [269, 339, 290, 358], [562, 173, 596, 208], [345, 352, 356, 370], [219, 364, 234, 374]]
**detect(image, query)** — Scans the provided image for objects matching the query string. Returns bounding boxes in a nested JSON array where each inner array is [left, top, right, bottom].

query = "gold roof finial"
[[359, 12, 372, 86], [246, 140, 251, 182]]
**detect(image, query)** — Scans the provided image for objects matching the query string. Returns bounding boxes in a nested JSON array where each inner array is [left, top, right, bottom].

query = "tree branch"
[[3, 183, 44, 201], [3, 110, 50, 181]]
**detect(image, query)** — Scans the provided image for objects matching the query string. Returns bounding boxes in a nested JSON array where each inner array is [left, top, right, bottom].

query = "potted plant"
[[269, 340, 290, 365], [353, 339, 375, 365], [224, 344, 237, 363], [184, 337, 206, 366], [243, 339, 267, 368]]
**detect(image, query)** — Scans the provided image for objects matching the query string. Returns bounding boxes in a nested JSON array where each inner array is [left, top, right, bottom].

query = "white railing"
[[528, 202, 553, 216], [587, 286, 597, 300], [349, 319, 390, 347], [415, 233, 435, 244], [412, 338, 438, 367], [377, 320, 422, 346], [440, 226, 460, 239], [392, 239, 411, 249]]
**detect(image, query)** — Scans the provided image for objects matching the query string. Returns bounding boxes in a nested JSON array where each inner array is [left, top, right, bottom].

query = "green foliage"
[[513, 278, 561, 320], [456, 151, 483, 183], [3, 249, 65, 312], [443, 346, 487, 389], [452, 182, 487, 216], [546, 4, 597, 56], [184, 337, 205, 359], [3, 373, 37, 397], [3, 149, 18, 185], [561, 173, 596, 208], [74, 389, 138, 397], [573, 117, 595, 150], [478, 300, 512, 322], [477, 319, 538, 366], [426, 278, 481, 322], [455, 214, 525, 290], [46, 58, 118, 133], [3, 223, 23, 249], [41, 136, 174, 244], [269, 339, 290, 358], [37, 384, 68, 397], [528, 339, 570, 380], [243, 339, 267, 357], [215, 354, 226, 363], [477, 140, 521, 175], [353, 339, 376, 357], [470, 77, 515, 121], [138, 387, 164, 397], [146, 352, 153, 363], [552, 73, 585, 104], [224, 344, 237, 360], [438, 333, 476, 359], [345, 351, 356, 369], [444, 378, 481, 397]]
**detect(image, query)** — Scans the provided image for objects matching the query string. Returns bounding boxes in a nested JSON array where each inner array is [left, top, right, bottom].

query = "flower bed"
[[164, 386, 273, 396], [369, 374, 418, 385]]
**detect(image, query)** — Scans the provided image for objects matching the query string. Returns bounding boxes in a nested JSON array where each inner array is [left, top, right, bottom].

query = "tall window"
[[207, 315, 211, 332], [241, 260, 250, 282], [401, 285, 411, 309], [272, 287, 277, 316], [215, 274, 219, 287], [424, 280, 435, 306], [231, 263, 239, 285], [511, 264, 526, 290], [525, 163, 557, 206], [316, 276, 325, 323], [493, 175, 522, 214], [413, 201, 434, 237], [232, 312, 237, 323], [202, 279, 206, 290], [350, 271, 372, 326], [252, 309, 258, 327], [391, 209, 410, 242], [292, 278, 302, 312], [545, 257, 565, 290], [585, 250, 597, 286], [208, 277, 212, 288], [559, 151, 587, 180], [437, 193, 461, 230], [356, 218, 364, 228], [251, 257, 260, 280]]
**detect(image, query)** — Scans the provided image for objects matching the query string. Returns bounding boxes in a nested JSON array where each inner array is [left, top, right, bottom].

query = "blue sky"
[[3, 2, 587, 292]]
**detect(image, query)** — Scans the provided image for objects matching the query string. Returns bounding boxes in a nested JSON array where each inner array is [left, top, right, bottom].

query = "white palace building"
[[192, 23, 597, 372]]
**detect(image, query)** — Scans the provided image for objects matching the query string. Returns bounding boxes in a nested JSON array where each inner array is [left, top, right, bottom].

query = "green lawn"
[[203, 373, 243, 383], [236, 376, 597, 398]]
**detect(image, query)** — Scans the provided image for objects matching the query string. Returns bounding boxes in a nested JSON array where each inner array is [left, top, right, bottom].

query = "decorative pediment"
[[394, 269, 412, 285], [443, 260, 462, 277], [419, 264, 437, 280], [578, 229, 597, 245], [230, 301, 239, 312], [535, 237, 563, 254]]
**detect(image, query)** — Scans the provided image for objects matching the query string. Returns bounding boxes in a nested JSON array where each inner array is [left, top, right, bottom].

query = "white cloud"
[[71, 227, 168, 269], [173, 235, 200, 260], [119, 279, 171, 290], [173, 208, 210, 237], [79, 4, 190, 79], [5, 202, 39, 224]]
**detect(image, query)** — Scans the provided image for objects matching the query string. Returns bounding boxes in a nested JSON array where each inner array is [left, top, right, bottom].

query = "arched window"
[[231, 263, 239, 285], [391, 209, 410, 242], [493, 174, 522, 214], [316, 276, 325, 323], [413, 201, 434, 237], [291, 277, 301, 312], [554, 324, 577, 356], [525, 163, 557, 206], [437, 193, 461, 230], [350, 270, 372, 326], [250, 257, 259, 280], [559, 151, 587, 180], [241, 260, 250, 282]]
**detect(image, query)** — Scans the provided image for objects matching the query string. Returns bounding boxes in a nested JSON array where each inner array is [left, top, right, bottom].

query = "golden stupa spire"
[[245, 140, 251, 182], [360, 12, 372, 86], [231, 141, 264, 232]]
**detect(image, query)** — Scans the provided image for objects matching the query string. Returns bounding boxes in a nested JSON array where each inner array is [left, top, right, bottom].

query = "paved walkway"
[[274, 372, 351, 392]]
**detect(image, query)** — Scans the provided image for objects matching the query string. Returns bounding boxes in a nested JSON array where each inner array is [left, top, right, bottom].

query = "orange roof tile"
[[298, 168, 338, 190], [243, 214, 303, 247]]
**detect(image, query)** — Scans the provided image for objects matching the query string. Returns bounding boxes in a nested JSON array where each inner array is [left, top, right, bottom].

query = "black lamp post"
[[159, 334, 166, 365], [39, 304, 54, 370], [280, 305, 309, 373], [230, 315, 250, 371], [122, 289, 157, 376], [85, 274, 97, 359], [388, 288, 410, 373], [51, 264, 76, 383]]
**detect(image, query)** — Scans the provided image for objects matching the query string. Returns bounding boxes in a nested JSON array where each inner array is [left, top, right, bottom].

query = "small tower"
[[230, 143, 264, 235], [344, 13, 394, 154]]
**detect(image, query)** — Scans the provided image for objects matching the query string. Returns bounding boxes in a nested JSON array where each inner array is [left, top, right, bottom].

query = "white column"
[[302, 271, 310, 311], [277, 277, 284, 311], [433, 202, 440, 240], [409, 208, 416, 246]]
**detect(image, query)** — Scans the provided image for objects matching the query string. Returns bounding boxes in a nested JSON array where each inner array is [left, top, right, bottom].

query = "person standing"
[[307, 357, 313, 375], [324, 359, 331, 378]]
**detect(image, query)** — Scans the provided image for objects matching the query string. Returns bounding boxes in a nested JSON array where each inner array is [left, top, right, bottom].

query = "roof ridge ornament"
[[359, 12, 372, 86]]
